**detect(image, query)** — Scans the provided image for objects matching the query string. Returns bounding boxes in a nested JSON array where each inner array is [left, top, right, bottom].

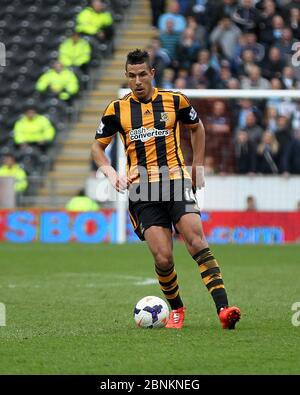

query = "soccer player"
[[91, 49, 241, 329]]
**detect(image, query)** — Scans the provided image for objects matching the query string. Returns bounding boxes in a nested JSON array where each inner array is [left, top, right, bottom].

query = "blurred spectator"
[[297, 200, 300, 211], [147, 39, 171, 87], [195, 49, 218, 88], [149, 0, 166, 28], [235, 99, 262, 129], [241, 65, 271, 89], [176, 27, 202, 69], [13, 107, 56, 152], [174, 76, 187, 89], [209, 43, 226, 73], [36, 61, 79, 102], [277, 98, 297, 118], [265, 78, 284, 111], [274, 115, 292, 171], [245, 195, 257, 211], [257, 0, 277, 38], [215, 60, 233, 89], [210, 0, 237, 29], [282, 129, 300, 174], [65, 188, 100, 211], [58, 31, 92, 73], [243, 32, 265, 62], [261, 46, 286, 80], [291, 100, 300, 131], [204, 155, 216, 175], [270, 77, 283, 90], [232, 0, 259, 33], [161, 68, 175, 89], [289, 7, 300, 39], [256, 131, 279, 174], [264, 106, 279, 133], [234, 130, 256, 174], [260, 14, 285, 47], [187, 62, 208, 89], [236, 48, 257, 78], [186, 0, 209, 26], [276, 27, 295, 61], [0, 153, 28, 193], [244, 111, 264, 146], [234, 32, 265, 68], [210, 16, 241, 60], [177, 68, 189, 79], [185, 15, 206, 44], [158, 0, 187, 33], [76, 0, 114, 42], [160, 19, 181, 62], [227, 78, 241, 89], [281, 66, 299, 89], [205, 100, 233, 173]]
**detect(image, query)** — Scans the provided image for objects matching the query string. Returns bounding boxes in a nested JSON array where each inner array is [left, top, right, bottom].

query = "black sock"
[[193, 248, 228, 313], [155, 264, 183, 310]]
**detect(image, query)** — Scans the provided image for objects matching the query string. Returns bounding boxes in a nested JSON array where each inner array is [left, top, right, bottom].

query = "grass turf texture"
[[0, 243, 299, 375]]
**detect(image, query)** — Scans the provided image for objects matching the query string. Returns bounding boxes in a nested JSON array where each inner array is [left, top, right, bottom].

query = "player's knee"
[[154, 251, 173, 271], [187, 233, 207, 253]]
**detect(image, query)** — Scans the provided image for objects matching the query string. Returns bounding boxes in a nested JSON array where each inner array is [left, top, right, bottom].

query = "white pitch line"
[[134, 279, 158, 286], [0, 275, 158, 289]]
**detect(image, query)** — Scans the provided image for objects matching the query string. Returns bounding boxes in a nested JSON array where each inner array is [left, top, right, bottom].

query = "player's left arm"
[[186, 121, 205, 189], [177, 94, 205, 189]]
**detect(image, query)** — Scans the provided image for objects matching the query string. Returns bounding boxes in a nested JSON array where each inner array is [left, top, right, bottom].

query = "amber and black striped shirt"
[[95, 88, 199, 183]]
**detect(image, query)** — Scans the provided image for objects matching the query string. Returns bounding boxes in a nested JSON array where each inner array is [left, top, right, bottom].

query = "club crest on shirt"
[[160, 112, 169, 122]]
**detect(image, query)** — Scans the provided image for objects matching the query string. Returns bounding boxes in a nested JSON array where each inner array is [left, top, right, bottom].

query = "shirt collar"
[[131, 87, 158, 103]]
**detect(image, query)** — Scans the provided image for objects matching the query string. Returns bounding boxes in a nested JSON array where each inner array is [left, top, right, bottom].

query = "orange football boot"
[[165, 306, 186, 329], [219, 306, 241, 329]]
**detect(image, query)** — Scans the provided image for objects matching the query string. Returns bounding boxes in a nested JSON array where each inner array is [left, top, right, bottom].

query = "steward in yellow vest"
[[0, 154, 28, 193], [36, 61, 79, 101], [65, 189, 100, 211], [59, 31, 91, 69], [13, 108, 55, 148], [76, 0, 114, 41]]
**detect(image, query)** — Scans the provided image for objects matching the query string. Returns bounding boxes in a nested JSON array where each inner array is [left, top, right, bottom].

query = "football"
[[134, 296, 169, 328]]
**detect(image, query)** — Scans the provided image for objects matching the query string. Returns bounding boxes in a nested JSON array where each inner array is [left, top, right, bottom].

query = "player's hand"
[[109, 173, 131, 193], [192, 164, 205, 190]]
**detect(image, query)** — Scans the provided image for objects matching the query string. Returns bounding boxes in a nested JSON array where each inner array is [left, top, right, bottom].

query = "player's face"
[[126, 63, 155, 101]]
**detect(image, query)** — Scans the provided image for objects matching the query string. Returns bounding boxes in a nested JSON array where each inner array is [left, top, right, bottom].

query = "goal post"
[[115, 89, 300, 244]]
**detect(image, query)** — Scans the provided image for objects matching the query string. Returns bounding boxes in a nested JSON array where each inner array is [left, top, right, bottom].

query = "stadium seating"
[[0, 0, 131, 204]]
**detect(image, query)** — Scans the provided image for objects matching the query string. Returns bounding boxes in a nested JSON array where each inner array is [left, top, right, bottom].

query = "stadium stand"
[[148, 0, 300, 176], [0, 0, 131, 206]]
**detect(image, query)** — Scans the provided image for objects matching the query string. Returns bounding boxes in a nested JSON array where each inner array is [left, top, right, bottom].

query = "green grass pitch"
[[0, 242, 300, 375]]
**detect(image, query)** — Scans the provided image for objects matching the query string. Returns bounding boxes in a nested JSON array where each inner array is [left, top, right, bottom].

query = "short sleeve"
[[177, 94, 199, 125], [95, 101, 121, 145]]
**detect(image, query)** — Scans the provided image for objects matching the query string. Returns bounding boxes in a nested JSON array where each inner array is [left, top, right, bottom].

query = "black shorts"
[[128, 178, 200, 241]]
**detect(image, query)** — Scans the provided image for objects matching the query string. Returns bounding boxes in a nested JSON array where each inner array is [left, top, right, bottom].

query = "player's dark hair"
[[125, 49, 152, 71]]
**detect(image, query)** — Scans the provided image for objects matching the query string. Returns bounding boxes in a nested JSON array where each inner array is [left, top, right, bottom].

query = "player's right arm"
[[91, 101, 131, 193]]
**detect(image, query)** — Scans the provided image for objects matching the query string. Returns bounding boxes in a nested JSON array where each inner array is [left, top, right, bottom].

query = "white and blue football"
[[134, 296, 169, 328]]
